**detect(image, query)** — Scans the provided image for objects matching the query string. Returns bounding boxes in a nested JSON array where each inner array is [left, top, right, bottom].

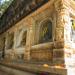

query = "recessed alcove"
[[39, 19, 52, 43], [6, 33, 14, 49]]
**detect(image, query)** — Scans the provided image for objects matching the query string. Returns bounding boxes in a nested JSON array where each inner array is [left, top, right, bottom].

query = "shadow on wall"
[[36, 72, 59, 75]]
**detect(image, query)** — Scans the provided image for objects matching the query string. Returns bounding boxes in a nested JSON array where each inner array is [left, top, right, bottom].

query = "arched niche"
[[0, 37, 5, 50], [0, 37, 5, 59], [20, 30, 27, 46], [16, 29, 27, 48], [39, 19, 53, 43], [6, 33, 14, 49], [70, 18, 75, 42]]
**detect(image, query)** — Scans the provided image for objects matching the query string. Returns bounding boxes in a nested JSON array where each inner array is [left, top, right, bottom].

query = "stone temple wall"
[[0, 0, 55, 62], [0, 0, 75, 70]]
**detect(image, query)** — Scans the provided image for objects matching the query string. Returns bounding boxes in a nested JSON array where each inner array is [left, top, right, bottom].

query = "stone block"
[[53, 49, 64, 64], [54, 41, 64, 49], [30, 49, 52, 62]]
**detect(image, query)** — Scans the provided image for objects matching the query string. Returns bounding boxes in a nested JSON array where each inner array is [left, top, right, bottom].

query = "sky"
[[0, 0, 9, 4]]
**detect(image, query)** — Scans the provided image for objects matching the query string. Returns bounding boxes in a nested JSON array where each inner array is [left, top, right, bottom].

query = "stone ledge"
[[31, 42, 53, 50], [0, 62, 67, 75]]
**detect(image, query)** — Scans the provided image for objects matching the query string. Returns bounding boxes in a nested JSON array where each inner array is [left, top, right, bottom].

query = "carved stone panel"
[[53, 49, 64, 64], [0, 37, 5, 51], [31, 49, 52, 62], [0, 37, 5, 58], [55, 28, 64, 41], [70, 19, 75, 42], [15, 29, 27, 48], [20, 31, 27, 46], [39, 20, 52, 43], [6, 33, 14, 49]]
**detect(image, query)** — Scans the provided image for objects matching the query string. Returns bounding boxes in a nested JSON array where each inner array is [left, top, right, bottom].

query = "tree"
[[0, 0, 13, 17]]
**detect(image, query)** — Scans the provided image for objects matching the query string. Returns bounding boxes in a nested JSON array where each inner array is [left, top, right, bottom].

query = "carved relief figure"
[[71, 20, 75, 42], [6, 33, 14, 49], [39, 20, 52, 43]]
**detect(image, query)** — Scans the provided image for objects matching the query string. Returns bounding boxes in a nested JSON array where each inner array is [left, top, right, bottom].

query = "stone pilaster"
[[64, 11, 75, 70], [54, 0, 64, 48], [24, 25, 33, 61], [53, 0, 71, 65], [63, 6, 72, 68]]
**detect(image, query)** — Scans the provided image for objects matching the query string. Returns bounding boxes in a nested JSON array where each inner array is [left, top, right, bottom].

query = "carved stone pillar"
[[63, 3, 75, 69], [63, 8, 72, 68], [53, 0, 71, 65], [54, 0, 64, 48], [24, 25, 33, 61]]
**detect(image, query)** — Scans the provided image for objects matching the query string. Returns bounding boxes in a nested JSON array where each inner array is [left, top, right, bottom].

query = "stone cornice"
[[31, 42, 53, 50], [54, 0, 75, 17], [70, 0, 75, 10], [0, 0, 49, 34], [69, 0, 75, 18], [54, 0, 70, 11]]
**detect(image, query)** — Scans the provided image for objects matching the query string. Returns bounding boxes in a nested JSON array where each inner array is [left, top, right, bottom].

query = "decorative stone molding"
[[30, 49, 52, 62], [54, 40, 64, 49], [55, 28, 64, 41], [31, 42, 53, 50], [5, 32, 14, 50], [53, 48, 65, 64], [24, 25, 33, 61]]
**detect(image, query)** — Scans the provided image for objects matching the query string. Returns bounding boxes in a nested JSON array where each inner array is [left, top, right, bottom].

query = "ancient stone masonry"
[[53, 0, 65, 65], [0, 36, 5, 59], [6, 32, 14, 50], [0, 0, 58, 62], [0, 0, 49, 34], [0, 0, 75, 75], [20, 31, 27, 46]]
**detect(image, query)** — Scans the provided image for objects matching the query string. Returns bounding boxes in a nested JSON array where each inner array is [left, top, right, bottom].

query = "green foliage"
[[0, 0, 13, 17]]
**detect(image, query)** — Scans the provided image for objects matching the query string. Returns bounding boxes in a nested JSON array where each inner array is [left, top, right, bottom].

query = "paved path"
[[0, 69, 35, 75]]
